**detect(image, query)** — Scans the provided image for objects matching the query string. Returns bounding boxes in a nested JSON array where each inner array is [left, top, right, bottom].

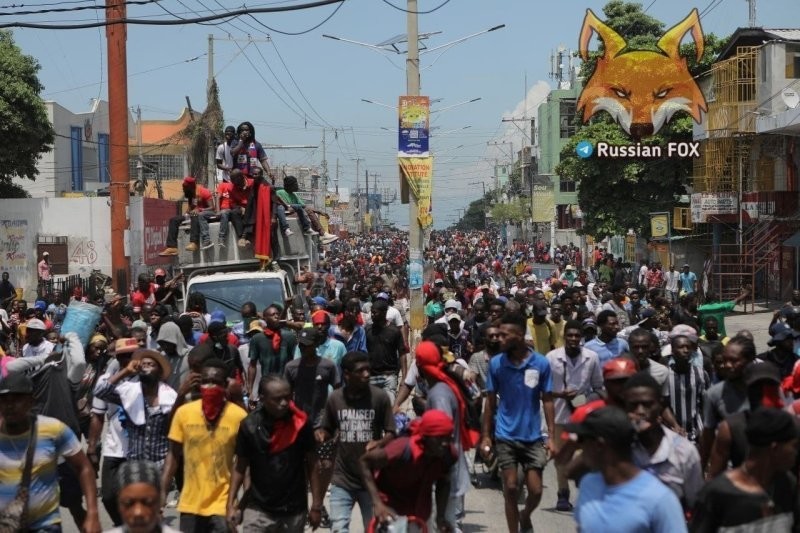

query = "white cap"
[[444, 299, 461, 311], [26, 318, 47, 331], [42, 251, 49, 256]]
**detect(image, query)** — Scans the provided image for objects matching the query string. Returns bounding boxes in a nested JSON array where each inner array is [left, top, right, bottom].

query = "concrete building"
[[14, 99, 122, 197]]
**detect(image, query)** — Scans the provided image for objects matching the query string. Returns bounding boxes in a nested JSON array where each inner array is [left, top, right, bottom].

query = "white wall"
[[0, 198, 111, 299]]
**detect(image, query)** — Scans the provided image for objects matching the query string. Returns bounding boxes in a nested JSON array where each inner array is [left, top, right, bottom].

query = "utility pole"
[[371, 172, 380, 229], [351, 157, 363, 233], [321, 129, 328, 211], [106, 0, 130, 294], [136, 106, 143, 193], [365, 168, 370, 233], [207, 34, 214, 92]]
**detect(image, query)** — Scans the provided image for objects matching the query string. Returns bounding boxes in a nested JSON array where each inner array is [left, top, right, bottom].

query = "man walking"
[[365, 299, 407, 403], [584, 310, 629, 364], [316, 351, 396, 533], [546, 319, 604, 511], [227, 375, 323, 532], [162, 358, 247, 532], [480, 313, 555, 533]]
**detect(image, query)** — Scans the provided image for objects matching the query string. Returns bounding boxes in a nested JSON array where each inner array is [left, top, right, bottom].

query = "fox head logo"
[[577, 8, 707, 141]]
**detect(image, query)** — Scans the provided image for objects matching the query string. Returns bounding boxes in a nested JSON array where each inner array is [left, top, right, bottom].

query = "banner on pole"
[[399, 156, 433, 229], [650, 213, 669, 239], [398, 96, 430, 157]]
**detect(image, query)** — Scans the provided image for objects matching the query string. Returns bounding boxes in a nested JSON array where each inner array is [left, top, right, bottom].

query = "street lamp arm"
[[419, 24, 506, 55], [431, 97, 481, 114]]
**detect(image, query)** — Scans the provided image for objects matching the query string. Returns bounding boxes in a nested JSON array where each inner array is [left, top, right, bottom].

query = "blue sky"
[[7, 0, 797, 228]]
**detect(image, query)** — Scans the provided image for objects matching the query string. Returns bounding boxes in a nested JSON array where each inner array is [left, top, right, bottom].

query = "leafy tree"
[[558, 1, 728, 239], [457, 197, 488, 230], [490, 197, 529, 224], [0, 30, 54, 195]]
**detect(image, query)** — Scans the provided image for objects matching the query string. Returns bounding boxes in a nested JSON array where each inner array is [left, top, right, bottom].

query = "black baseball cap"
[[0, 373, 34, 395], [744, 361, 781, 386], [563, 406, 635, 445], [297, 328, 319, 347]]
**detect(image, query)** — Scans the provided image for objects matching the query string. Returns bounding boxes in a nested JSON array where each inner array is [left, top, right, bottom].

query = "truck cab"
[[175, 213, 318, 321]]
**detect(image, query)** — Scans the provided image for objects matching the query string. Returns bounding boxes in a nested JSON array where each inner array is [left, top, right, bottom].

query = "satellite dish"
[[782, 88, 800, 110]]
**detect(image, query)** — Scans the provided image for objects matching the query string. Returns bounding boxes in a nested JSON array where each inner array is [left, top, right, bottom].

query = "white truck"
[[175, 213, 318, 322]]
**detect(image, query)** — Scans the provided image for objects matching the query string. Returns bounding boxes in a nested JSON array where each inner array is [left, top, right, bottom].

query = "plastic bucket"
[[60, 300, 102, 346]]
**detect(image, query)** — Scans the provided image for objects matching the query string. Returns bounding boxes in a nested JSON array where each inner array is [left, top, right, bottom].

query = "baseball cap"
[[565, 264, 575, 271], [0, 373, 34, 395], [769, 322, 798, 346], [744, 361, 781, 386], [602, 358, 637, 380], [26, 318, 47, 331], [297, 328, 319, 347], [114, 338, 140, 355], [42, 251, 49, 256], [311, 310, 330, 325], [312, 296, 328, 308], [34, 300, 47, 311], [247, 320, 264, 334], [209, 310, 226, 325], [376, 292, 390, 301], [131, 320, 148, 332], [669, 324, 698, 342], [444, 299, 460, 311], [563, 406, 635, 444], [582, 318, 597, 330], [207, 321, 228, 337], [182, 176, 196, 186]]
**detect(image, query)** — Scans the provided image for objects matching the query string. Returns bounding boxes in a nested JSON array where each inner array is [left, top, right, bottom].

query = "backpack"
[[184, 311, 207, 333]]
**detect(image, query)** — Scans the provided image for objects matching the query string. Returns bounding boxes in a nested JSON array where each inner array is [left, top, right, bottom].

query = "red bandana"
[[263, 327, 282, 352], [270, 401, 308, 454]]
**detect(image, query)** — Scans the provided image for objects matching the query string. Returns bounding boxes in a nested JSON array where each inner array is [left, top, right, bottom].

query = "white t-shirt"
[[22, 339, 54, 359], [215, 142, 233, 183], [91, 363, 129, 459]]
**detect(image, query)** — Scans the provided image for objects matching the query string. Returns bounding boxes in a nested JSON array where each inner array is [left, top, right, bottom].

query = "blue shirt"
[[486, 350, 552, 442], [576, 470, 687, 533], [584, 337, 630, 365], [679, 272, 697, 294], [331, 324, 367, 353]]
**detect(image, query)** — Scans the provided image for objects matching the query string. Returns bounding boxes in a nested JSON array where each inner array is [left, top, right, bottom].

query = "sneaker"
[[217, 240, 226, 248], [303, 228, 319, 236], [237, 238, 249, 248], [283, 228, 294, 237], [200, 241, 214, 250], [158, 247, 179, 256], [321, 233, 339, 245], [185, 242, 198, 252], [166, 491, 179, 508], [320, 506, 331, 528], [556, 489, 573, 512]]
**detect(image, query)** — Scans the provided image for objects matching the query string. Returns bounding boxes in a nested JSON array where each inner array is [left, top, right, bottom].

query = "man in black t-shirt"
[[226, 375, 322, 532], [283, 329, 340, 425], [365, 299, 407, 403], [316, 351, 396, 533]]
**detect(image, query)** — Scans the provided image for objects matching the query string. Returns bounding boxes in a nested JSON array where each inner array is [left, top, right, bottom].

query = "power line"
[[269, 38, 334, 128], [0, 0, 156, 16], [245, 0, 344, 36], [379, 0, 451, 15], [0, 0, 345, 29]]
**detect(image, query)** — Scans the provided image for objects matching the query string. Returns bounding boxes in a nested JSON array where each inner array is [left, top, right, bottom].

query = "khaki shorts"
[[495, 439, 548, 472]]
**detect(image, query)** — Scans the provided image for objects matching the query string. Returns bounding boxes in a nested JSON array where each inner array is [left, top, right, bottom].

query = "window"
[[98, 133, 110, 183], [37, 236, 68, 275], [786, 44, 800, 79], [560, 179, 576, 192], [559, 99, 577, 138], [70, 126, 83, 191]]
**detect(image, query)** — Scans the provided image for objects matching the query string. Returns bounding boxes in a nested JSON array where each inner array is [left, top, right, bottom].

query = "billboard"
[[532, 174, 555, 223], [690, 192, 737, 223], [399, 157, 433, 229], [398, 96, 430, 157]]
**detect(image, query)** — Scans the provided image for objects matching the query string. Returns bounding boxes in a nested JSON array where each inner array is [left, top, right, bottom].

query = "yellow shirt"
[[550, 319, 565, 349], [168, 400, 247, 516], [527, 318, 556, 354]]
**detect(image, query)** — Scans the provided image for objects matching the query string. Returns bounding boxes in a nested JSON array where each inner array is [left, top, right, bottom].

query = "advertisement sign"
[[143, 198, 178, 265], [650, 213, 669, 238], [690, 192, 738, 223], [399, 157, 433, 228], [532, 174, 555, 223], [398, 96, 430, 157], [0, 219, 29, 270]]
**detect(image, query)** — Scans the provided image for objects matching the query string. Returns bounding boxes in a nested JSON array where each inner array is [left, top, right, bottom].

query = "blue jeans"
[[369, 372, 399, 404], [287, 204, 312, 231], [197, 209, 216, 244], [329, 485, 372, 533], [218, 208, 244, 240]]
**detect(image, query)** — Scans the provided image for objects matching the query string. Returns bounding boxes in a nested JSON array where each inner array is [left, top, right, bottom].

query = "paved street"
[[62, 307, 776, 532]]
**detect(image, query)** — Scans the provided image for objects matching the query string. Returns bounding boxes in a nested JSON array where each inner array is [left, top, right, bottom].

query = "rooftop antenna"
[[747, 0, 756, 27]]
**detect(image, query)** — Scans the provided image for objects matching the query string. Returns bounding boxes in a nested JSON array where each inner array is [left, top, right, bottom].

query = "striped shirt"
[[0, 415, 81, 529], [666, 364, 708, 442]]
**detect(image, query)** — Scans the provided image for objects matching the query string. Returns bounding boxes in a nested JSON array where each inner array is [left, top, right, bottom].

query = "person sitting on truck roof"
[[216, 169, 252, 248], [158, 176, 216, 256], [277, 176, 339, 245]]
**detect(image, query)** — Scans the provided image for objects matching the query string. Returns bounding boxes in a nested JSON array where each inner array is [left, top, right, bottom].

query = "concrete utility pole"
[[351, 157, 363, 233], [407, 0, 425, 335], [106, 0, 130, 293]]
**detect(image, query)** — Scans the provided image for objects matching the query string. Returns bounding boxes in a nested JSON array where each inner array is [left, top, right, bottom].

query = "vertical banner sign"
[[399, 157, 433, 229], [532, 175, 555, 223], [650, 213, 669, 238], [398, 96, 430, 157]]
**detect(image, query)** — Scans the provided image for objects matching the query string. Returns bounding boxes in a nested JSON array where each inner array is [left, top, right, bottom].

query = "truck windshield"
[[188, 277, 284, 322]]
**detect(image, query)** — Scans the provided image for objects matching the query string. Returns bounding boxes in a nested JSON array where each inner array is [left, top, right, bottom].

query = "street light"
[[430, 98, 481, 115]]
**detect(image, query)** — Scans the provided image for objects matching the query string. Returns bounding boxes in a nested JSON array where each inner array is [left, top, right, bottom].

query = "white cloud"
[[492, 80, 552, 162]]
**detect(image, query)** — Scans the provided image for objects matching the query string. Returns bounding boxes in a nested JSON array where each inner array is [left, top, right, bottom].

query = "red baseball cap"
[[182, 176, 196, 186], [602, 358, 637, 380]]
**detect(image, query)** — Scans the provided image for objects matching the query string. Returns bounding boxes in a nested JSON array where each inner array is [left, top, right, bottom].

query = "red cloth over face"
[[415, 341, 477, 450], [270, 401, 308, 454], [408, 408, 454, 460], [263, 327, 282, 352]]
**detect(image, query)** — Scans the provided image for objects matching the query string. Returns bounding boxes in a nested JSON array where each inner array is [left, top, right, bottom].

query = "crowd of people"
[[0, 227, 799, 532]]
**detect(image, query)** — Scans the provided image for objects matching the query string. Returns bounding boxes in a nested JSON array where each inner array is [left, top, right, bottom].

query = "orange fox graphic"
[[577, 8, 707, 141]]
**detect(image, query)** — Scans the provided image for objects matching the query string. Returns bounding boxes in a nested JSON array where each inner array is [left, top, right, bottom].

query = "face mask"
[[486, 340, 501, 352], [201, 384, 227, 422], [139, 371, 158, 385]]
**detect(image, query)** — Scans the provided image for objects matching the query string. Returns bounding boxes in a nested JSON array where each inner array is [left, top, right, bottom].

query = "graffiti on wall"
[[0, 220, 29, 269], [70, 239, 98, 265]]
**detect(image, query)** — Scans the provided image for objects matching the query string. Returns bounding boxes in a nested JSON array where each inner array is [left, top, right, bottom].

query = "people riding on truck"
[[158, 177, 216, 256]]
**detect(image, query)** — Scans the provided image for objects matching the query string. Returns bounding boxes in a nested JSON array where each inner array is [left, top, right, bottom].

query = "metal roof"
[[764, 29, 800, 41]]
